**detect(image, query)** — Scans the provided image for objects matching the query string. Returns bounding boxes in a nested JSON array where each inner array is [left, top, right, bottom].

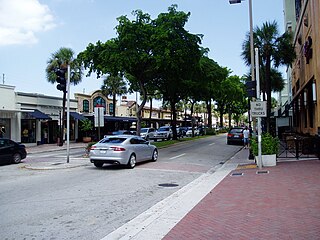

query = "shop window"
[[21, 119, 36, 143]]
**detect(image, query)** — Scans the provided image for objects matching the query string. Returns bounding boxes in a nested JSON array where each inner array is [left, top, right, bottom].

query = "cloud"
[[0, 0, 56, 46]]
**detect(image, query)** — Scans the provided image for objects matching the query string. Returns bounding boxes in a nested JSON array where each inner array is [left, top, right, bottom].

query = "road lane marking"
[[169, 153, 186, 160], [209, 143, 215, 146]]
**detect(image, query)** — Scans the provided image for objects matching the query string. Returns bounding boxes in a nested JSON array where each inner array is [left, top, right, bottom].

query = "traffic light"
[[55, 68, 67, 92], [245, 81, 256, 98]]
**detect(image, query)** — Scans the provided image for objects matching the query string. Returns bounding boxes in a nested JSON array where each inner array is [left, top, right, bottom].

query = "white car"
[[186, 127, 199, 137], [89, 135, 158, 168], [150, 126, 173, 141], [140, 127, 156, 140]]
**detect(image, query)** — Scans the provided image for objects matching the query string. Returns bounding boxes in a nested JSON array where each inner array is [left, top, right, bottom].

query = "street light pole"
[[229, 0, 255, 130]]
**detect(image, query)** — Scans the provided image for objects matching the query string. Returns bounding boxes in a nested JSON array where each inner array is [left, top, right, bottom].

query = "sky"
[[0, 0, 286, 103]]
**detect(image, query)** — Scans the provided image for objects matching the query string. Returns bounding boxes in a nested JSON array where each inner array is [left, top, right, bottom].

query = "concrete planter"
[[255, 154, 277, 167], [82, 137, 92, 143]]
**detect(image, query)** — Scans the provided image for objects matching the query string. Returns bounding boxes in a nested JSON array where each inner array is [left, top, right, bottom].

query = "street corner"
[[22, 160, 90, 170]]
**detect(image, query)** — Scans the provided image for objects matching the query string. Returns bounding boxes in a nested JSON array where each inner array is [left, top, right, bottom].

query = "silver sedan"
[[89, 135, 158, 168]]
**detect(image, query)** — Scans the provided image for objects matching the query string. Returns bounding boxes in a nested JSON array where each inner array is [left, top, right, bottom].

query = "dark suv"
[[227, 127, 244, 145]]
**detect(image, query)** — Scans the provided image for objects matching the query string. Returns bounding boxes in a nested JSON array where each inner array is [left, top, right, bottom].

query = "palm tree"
[[241, 21, 295, 132], [46, 47, 83, 145], [101, 74, 127, 117]]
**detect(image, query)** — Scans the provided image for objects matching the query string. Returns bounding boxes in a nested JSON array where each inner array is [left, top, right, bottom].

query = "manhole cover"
[[158, 183, 179, 187], [256, 170, 269, 174], [231, 172, 243, 176]]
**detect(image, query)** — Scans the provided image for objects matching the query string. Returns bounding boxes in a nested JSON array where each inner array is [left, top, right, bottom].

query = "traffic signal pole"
[[66, 64, 70, 163]]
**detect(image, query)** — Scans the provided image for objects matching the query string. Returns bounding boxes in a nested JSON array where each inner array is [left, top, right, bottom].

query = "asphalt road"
[[0, 134, 242, 240]]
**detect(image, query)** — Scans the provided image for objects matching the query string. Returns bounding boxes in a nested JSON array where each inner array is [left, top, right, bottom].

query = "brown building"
[[291, 0, 320, 136]]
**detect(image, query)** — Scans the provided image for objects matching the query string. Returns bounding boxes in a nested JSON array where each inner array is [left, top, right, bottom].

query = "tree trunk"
[[228, 107, 232, 128], [170, 100, 178, 140], [112, 93, 116, 117], [219, 108, 224, 128], [149, 97, 153, 127], [206, 100, 212, 128]]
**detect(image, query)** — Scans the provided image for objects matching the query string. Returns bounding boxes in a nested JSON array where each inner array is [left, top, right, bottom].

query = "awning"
[[70, 112, 86, 121], [104, 116, 137, 122], [28, 110, 51, 120]]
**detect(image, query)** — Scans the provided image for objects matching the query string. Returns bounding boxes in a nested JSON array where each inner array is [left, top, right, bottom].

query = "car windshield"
[[230, 128, 243, 134], [100, 137, 126, 144], [158, 127, 169, 132], [140, 128, 148, 133]]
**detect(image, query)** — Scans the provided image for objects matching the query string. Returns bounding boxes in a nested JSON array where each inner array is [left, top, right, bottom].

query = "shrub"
[[250, 132, 280, 156]]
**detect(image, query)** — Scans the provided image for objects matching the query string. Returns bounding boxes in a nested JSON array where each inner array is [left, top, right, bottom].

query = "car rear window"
[[230, 128, 243, 134], [100, 137, 126, 143]]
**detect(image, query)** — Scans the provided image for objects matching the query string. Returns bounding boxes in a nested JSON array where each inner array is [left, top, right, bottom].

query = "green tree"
[[241, 21, 295, 132], [101, 74, 127, 117], [46, 47, 83, 145], [152, 5, 202, 139], [197, 56, 229, 128]]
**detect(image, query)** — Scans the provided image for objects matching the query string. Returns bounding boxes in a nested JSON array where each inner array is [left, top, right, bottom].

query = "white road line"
[[169, 153, 186, 160], [209, 143, 215, 146]]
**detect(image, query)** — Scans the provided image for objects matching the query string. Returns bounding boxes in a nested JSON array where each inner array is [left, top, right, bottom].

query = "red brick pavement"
[[163, 160, 320, 240]]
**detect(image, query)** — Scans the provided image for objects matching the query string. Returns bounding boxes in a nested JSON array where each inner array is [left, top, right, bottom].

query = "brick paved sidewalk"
[[163, 160, 320, 240]]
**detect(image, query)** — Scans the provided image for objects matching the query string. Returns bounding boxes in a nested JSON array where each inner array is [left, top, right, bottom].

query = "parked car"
[[112, 130, 135, 135], [178, 126, 188, 136], [89, 135, 158, 168], [0, 138, 27, 165], [150, 126, 173, 141], [186, 127, 200, 137], [140, 127, 156, 140], [227, 127, 245, 145]]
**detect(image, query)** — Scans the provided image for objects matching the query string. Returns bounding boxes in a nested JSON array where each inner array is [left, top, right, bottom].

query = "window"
[[83, 100, 89, 113], [109, 103, 114, 115], [93, 97, 106, 114]]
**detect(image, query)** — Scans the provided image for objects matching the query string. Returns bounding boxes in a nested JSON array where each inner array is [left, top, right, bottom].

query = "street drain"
[[231, 172, 244, 176], [51, 162, 64, 165], [256, 170, 269, 174], [158, 183, 179, 187]]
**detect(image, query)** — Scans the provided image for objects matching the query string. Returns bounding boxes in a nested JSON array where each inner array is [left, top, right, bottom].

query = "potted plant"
[[250, 132, 280, 166], [80, 119, 93, 143]]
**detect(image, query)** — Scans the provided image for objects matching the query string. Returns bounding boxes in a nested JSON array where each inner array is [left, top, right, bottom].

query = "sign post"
[[94, 107, 104, 140], [254, 48, 263, 169]]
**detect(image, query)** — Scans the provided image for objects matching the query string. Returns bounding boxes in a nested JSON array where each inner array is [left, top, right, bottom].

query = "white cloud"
[[0, 0, 56, 46]]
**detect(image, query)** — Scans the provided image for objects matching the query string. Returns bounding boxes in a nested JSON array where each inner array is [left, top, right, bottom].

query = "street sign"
[[94, 107, 104, 127], [250, 101, 267, 117]]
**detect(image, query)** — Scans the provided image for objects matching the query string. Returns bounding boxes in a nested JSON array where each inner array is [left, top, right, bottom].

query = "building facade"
[[290, 0, 320, 136]]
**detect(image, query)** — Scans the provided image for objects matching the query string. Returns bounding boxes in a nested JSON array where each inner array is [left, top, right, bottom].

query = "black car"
[[0, 138, 27, 165], [227, 127, 244, 145]]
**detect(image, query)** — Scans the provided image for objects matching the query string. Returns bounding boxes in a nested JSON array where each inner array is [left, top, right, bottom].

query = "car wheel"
[[151, 149, 158, 162], [127, 154, 136, 169], [94, 162, 103, 168], [12, 153, 22, 164]]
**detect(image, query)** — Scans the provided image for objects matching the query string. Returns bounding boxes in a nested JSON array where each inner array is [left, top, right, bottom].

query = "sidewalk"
[[24, 142, 89, 170], [163, 149, 320, 240], [26, 142, 87, 154], [104, 148, 320, 240]]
